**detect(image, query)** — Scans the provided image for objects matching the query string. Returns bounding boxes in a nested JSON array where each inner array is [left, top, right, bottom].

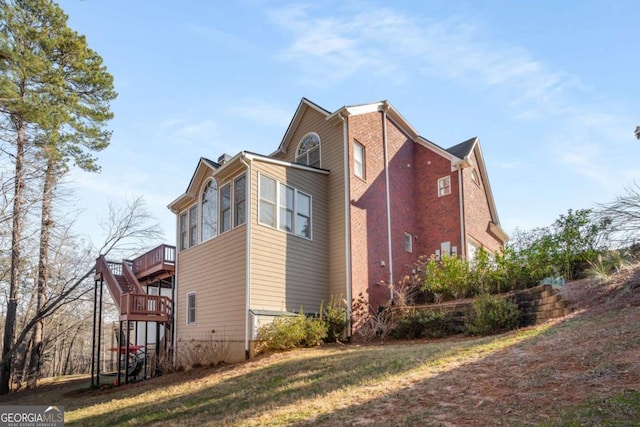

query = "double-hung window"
[[259, 175, 277, 227], [279, 183, 294, 232], [296, 192, 311, 238], [234, 175, 246, 227], [179, 212, 187, 251], [354, 141, 365, 179], [188, 205, 197, 247], [220, 184, 231, 233], [438, 176, 451, 197], [187, 292, 196, 325], [259, 173, 312, 239]]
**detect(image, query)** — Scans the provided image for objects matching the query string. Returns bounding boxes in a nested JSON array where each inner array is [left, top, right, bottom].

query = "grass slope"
[[5, 266, 640, 426]]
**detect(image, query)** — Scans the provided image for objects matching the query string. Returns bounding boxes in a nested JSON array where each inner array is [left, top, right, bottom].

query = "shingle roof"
[[446, 137, 477, 159], [201, 157, 220, 169]]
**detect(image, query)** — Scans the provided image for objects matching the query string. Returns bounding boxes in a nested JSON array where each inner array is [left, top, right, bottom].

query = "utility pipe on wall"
[[240, 154, 252, 358], [381, 104, 394, 302]]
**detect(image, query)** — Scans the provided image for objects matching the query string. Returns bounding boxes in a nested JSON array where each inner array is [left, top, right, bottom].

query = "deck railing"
[[121, 293, 172, 319], [131, 244, 176, 275]]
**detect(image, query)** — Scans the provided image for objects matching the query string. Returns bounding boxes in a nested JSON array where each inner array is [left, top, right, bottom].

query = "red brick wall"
[[347, 111, 465, 310], [348, 112, 390, 310], [462, 150, 503, 254], [346, 112, 503, 315], [413, 144, 462, 262]]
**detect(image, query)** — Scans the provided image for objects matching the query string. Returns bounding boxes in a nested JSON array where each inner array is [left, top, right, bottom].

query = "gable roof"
[[271, 98, 331, 156], [167, 157, 219, 212], [446, 137, 478, 159], [462, 139, 508, 241]]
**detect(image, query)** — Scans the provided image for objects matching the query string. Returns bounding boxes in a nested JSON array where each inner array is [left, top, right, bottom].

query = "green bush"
[[422, 254, 469, 301], [320, 295, 347, 342], [257, 311, 327, 352], [391, 309, 452, 339], [302, 316, 328, 347], [465, 294, 520, 336]]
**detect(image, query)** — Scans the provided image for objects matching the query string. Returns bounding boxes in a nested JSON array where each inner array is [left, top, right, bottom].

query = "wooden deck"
[[95, 244, 176, 322], [131, 244, 176, 284]]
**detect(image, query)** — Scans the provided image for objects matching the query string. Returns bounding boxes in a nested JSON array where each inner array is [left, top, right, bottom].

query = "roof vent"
[[218, 153, 232, 164]]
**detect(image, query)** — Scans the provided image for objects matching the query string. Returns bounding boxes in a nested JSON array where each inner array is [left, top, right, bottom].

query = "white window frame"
[[200, 178, 218, 242], [179, 211, 187, 251], [354, 141, 365, 179], [234, 174, 247, 227], [186, 292, 196, 325], [219, 183, 231, 234], [258, 172, 312, 240], [259, 174, 277, 228], [404, 232, 413, 253], [438, 176, 451, 197], [295, 191, 312, 239], [279, 183, 294, 233], [188, 205, 198, 248], [295, 132, 321, 167]]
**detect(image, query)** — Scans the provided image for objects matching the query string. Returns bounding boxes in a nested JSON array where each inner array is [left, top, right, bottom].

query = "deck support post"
[[90, 278, 98, 388], [96, 278, 103, 387], [117, 321, 123, 386], [125, 320, 131, 384]]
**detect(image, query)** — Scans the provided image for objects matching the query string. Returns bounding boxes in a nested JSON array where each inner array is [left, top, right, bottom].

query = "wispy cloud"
[[268, 4, 578, 112], [268, 3, 636, 190]]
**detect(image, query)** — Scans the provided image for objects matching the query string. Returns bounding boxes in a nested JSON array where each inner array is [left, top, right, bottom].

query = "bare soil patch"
[[4, 266, 640, 426]]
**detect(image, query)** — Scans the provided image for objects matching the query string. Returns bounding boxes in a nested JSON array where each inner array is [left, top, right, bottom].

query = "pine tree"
[[0, 0, 116, 394]]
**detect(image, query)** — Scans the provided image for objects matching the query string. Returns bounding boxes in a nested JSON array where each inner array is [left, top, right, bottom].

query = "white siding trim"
[[339, 113, 352, 337], [458, 169, 466, 261], [240, 155, 252, 358]]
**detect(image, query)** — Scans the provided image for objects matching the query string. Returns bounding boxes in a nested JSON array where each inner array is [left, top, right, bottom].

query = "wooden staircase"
[[95, 252, 173, 323]]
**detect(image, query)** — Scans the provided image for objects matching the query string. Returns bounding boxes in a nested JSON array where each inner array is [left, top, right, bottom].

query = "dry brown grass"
[[4, 265, 640, 426]]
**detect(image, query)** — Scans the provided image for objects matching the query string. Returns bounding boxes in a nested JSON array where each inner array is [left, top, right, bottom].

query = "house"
[[167, 98, 508, 362]]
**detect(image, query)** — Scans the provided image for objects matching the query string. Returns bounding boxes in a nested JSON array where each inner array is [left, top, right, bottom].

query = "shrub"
[[585, 250, 632, 283], [351, 293, 395, 342], [320, 295, 348, 342], [256, 311, 327, 353], [391, 309, 452, 339], [422, 254, 470, 301], [176, 332, 229, 369], [302, 316, 328, 347], [465, 294, 520, 336]]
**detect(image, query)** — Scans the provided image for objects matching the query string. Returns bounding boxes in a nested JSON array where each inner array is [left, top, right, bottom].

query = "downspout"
[[458, 168, 466, 261], [172, 214, 179, 366], [240, 153, 252, 358], [381, 104, 394, 301], [338, 113, 352, 338]]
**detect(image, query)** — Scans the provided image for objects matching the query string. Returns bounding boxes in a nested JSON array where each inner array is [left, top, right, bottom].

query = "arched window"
[[201, 179, 218, 241], [295, 133, 321, 167]]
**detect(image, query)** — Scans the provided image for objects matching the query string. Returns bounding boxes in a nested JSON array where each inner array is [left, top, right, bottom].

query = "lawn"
[[4, 268, 640, 426]]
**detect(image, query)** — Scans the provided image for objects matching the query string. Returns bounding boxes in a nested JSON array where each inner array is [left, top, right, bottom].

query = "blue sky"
[[57, 0, 640, 249]]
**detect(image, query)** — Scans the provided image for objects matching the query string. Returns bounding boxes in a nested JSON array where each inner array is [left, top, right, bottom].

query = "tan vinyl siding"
[[176, 226, 246, 353], [275, 106, 347, 302], [250, 160, 329, 313]]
